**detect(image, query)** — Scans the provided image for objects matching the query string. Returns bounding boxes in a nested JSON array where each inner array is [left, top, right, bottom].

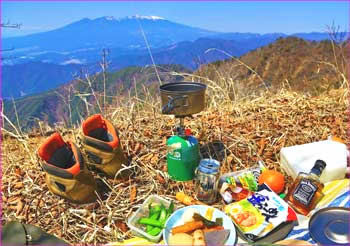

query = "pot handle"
[[162, 95, 188, 114]]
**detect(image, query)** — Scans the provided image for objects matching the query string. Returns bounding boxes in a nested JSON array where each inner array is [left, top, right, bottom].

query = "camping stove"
[[159, 82, 207, 181], [166, 116, 200, 181]]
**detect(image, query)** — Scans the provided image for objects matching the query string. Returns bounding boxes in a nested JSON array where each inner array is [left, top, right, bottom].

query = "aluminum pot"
[[160, 82, 207, 116]]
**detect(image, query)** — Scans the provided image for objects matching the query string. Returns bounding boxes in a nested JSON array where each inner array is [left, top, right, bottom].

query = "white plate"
[[163, 205, 237, 245]]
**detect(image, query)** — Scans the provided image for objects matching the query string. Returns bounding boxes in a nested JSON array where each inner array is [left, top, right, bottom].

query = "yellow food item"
[[205, 207, 214, 221], [168, 233, 193, 245], [176, 192, 206, 205], [176, 192, 195, 205], [193, 229, 205, 246], [331, 136, 345, 144], [275, 239, 313, 245]]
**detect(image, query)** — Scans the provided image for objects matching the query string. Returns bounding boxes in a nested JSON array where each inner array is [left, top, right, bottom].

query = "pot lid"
[[309, 207, 350, 245]]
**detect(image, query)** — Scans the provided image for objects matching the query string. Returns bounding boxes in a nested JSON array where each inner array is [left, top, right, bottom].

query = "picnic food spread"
[[30, 81, 349, 245]]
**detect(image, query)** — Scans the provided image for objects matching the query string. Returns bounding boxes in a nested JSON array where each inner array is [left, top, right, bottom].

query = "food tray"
[[127, 195, 174, 242]]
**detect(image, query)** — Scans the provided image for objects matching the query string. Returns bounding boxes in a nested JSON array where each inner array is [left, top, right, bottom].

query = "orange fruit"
[[258, 170, 285, 193]]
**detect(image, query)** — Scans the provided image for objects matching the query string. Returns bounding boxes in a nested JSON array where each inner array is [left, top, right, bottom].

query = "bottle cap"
[[185, 128, 192, 136], [311, 160, 327, 176]]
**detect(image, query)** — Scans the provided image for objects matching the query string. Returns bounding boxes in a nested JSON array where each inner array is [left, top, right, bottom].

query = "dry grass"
[[2, 34, 349, 244], [1, 82, 348, 244]]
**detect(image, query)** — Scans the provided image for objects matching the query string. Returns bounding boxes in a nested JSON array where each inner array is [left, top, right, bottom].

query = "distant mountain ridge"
[[2, 15, 346, 99], [3, 15, 344, 66], [209, 31, 346, 42], [2, 15, 218, 63], [1, 36, 283, 98], [4, 37, 347, 131]]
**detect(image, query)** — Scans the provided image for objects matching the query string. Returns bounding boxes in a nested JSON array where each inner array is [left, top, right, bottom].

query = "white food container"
[[280, 138, 348, 183]]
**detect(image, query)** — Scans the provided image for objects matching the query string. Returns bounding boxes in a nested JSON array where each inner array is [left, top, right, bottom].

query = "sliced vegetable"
[[171, 220, 204, 234], [193, 213, 223, 227], [146, 211, 160, 232], [138, 218, 163, 228], [146, 225, 153, 233], [158, 205, 167, 225], [149, 204, 161, 215], [205, 207, 214, 221], [148, 226, 162, 236], [167, 201, 174, 215], [139, 201, 175, 236], [215, 217, 223, 226]]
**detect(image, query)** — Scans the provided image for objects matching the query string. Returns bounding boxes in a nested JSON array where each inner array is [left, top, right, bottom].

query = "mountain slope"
[[195, 37, 348, 97], [3, 64, 189, 130], [109, 37, 262, 70], [1, 36, 282, 98], [4, 37, 348, 131], [1, 62, 84, 98]]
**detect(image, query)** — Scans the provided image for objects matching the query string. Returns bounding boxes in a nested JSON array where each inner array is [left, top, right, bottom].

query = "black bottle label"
[[292, 178, 317, 206]]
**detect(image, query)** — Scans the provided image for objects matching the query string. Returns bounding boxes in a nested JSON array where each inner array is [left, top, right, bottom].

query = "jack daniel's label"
[[292, 179, 317, 206]]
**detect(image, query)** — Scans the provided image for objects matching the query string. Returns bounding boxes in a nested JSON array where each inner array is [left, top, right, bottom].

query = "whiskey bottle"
[[285, 160, 326, 216]]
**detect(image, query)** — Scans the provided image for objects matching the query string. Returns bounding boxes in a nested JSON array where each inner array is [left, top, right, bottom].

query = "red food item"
[[221, 183, 252, 203], [258, 170, 285, 193]]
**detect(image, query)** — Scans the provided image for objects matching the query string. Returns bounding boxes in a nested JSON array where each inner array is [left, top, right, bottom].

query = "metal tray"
[[309, 207, 350, 245]]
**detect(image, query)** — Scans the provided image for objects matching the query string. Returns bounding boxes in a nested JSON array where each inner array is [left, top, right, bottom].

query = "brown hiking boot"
[[80, 114, 129, 178], [38, 132, 97, 204]]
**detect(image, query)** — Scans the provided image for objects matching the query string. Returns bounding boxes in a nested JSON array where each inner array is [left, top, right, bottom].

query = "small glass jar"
[[195, 159, 220, 204]]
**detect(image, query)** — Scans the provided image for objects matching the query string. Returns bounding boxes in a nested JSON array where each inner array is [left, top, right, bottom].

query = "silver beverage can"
[[195, 159, 220, 204]]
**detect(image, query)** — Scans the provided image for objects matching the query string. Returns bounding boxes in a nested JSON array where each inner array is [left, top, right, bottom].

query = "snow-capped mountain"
[[2, 15, 217, 62]]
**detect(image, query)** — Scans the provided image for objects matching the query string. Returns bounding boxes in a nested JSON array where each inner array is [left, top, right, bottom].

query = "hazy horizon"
[[2, 1, 349, 38]]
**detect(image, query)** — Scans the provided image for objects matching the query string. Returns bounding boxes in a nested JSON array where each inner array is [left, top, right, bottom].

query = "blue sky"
[[1, 1, 349, 37]]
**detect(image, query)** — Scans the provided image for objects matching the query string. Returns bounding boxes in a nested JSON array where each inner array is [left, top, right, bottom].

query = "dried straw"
[[1, 86, 348, 244]]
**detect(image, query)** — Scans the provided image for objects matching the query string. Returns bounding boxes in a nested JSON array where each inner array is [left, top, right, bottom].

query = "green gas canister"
[[166, 129, 200, 181]]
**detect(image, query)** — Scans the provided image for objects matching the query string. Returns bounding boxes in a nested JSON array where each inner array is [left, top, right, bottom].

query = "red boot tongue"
[[38, 132, 66, 162], [82, 114, 105, 136], [39, 134, 81, 176], [82, 114, 119, 149]]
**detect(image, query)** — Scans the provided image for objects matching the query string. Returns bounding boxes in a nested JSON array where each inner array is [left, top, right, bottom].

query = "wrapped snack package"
[[224, 184, 297, 242], [220, 161, 266, 192]]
